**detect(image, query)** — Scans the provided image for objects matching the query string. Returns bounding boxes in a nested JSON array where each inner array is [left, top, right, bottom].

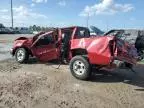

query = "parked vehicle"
[[10, 26, 138, 80], [14, 27, 33, 34], [0, 27, 15, 34]]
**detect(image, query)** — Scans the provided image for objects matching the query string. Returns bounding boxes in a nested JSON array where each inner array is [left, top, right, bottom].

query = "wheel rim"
[[17, 50, 24, 61], [73, 60, 86, 76]]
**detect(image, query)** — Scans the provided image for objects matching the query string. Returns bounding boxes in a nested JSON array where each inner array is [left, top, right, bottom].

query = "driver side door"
[[32, 32, 59, 62]]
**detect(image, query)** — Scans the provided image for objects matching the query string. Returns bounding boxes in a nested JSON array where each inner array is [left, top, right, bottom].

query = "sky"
[[0, 0, 144, 31]]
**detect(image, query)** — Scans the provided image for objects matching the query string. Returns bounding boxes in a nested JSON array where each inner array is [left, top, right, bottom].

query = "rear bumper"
[[114, 56, 137, 65], [104, 56, 137, 70], [103, 59, 134, 72]]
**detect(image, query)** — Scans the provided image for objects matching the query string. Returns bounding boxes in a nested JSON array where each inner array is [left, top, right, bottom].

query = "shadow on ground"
[[26, 58, 144, 90], [89, 64, 144, 90], [26, 58, 62, 65]]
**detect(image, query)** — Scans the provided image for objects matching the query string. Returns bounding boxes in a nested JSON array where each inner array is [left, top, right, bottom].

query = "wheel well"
[[13, 47, 32, 56], [71, 49, 88, 57]]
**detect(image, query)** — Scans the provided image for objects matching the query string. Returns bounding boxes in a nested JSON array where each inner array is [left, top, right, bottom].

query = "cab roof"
[[60, 26, 87, 29]]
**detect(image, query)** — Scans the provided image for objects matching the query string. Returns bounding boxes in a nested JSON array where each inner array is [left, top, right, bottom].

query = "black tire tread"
[[15, 48, 29, 63], [69, 56, 91, 80]]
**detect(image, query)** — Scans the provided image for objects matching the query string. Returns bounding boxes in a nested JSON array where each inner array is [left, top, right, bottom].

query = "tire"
[[69, 56, 91, 80], [15, 48, 29, 63]]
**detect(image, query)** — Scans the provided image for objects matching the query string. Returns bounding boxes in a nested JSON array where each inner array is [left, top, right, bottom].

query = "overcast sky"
[[0, 0, 144, 30]]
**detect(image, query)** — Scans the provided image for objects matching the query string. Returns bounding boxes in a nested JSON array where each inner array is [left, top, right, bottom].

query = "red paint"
[[11, 26, 138, 67], [71, 36, 113, 65], [32, 44, 59, 61]]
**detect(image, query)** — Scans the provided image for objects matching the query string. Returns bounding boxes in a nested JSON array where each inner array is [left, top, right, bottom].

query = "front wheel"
[[15, 48, 29, 63], [69, 56, 91, 80]]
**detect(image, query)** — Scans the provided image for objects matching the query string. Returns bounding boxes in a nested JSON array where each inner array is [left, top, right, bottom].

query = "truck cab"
[[11, 26, 138, 80]]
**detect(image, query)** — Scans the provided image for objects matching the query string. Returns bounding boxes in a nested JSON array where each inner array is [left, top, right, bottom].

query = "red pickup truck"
[[10, 26, 138, 80]]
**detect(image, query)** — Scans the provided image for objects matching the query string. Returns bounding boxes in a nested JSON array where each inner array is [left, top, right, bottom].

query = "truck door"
[[32, 32, 60, 62]]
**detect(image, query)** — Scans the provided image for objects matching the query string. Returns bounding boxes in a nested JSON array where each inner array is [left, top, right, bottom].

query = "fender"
[[12, 37, 33, 55], [71, 36, 115, 65]]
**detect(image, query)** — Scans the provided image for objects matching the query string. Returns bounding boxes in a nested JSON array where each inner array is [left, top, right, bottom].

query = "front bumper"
[[10, 48, 14, 56]]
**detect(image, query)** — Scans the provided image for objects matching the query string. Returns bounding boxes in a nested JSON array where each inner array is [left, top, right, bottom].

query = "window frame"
[[36, 33, 55, 46], [75, 27, 90, 39]]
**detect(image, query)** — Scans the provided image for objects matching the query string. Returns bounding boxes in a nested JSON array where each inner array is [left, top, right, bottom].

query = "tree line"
[[0, 23, 56, 32]]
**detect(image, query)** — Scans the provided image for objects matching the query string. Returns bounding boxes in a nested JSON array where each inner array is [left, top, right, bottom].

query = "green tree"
[[32, 25, 37, 31], [0, 23, 5, 28]]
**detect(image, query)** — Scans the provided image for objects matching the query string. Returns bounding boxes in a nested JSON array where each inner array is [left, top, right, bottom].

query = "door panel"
[[34, 44, 59, 61], [32, 32, 59, 61]]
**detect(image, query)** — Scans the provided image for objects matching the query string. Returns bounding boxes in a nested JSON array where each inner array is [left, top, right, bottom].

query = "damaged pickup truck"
[[10, 26, 138, 80]]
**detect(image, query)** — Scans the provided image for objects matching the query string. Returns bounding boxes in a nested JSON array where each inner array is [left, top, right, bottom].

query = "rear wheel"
[[15, 48, 29, 63], [69, 56, 91, 80]]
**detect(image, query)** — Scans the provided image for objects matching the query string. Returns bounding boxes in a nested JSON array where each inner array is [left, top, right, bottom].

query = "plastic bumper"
[[10, 48, 14, 56]]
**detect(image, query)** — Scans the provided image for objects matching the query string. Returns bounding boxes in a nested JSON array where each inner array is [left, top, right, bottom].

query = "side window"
[[75, 28, 90, 39], [36, 34, 54, 46]]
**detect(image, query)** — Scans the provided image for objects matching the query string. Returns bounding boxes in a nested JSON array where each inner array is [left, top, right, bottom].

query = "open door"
[[32, 31, 60, 62]]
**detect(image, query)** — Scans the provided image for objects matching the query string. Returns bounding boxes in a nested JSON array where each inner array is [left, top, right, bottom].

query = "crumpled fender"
[[13, 37, 33, 52], [14, 40, 28, 47], [71, 36, 115, 65], [15, 37, 28, 41]]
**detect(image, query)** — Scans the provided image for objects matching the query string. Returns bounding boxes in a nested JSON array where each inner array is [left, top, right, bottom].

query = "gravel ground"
[[0, 59, 144, 108], [0, 34, 144, 108]]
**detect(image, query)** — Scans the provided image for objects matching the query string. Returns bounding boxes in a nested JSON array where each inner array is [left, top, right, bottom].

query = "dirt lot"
[[0, 34, 144, 108]]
